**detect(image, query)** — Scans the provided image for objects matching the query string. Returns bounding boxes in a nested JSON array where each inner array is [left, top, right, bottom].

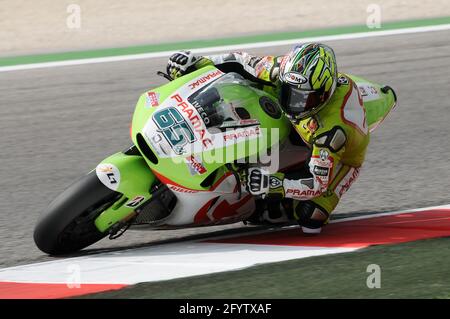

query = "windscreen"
[[187, 73, 258, 133]]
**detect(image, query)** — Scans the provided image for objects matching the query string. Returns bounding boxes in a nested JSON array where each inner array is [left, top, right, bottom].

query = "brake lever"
[[157, 71, 173, 82]]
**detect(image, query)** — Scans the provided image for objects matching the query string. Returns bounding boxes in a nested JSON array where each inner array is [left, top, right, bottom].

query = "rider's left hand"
[[166, 50, 199, 80]]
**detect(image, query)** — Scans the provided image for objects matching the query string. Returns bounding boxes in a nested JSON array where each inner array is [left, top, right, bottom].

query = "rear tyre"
[[33, 171, 121, 255]]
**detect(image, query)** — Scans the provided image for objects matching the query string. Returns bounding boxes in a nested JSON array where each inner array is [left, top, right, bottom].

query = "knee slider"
[[295, 201, 329, 229]]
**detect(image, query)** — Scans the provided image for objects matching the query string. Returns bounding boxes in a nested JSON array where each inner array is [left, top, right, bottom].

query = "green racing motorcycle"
[[34, 65, 396, 255]]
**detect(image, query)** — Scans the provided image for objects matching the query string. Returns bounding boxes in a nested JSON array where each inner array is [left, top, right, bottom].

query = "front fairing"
[[131, 66, 290, 191]]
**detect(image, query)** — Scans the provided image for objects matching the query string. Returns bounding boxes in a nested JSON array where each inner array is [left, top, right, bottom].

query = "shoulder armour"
[[314, 126, 347, 152]]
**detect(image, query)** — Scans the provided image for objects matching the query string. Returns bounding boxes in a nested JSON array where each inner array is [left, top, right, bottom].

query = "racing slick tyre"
[[34, 171, 121, 255]]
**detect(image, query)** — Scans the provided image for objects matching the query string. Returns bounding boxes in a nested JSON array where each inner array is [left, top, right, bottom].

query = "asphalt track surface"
[[1, 30, 449, 267]]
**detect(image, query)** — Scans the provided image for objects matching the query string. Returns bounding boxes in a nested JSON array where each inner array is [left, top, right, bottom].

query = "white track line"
[[0, 243, 356, 284], [0, 204, 449, 285], [1, 24, 450, 73]]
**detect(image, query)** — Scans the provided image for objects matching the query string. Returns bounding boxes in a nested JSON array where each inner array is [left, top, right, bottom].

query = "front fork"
[[93, 147, 158, 233]]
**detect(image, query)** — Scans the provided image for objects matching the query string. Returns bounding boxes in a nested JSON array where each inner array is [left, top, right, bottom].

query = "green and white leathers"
[[187, 44, 397, 218]]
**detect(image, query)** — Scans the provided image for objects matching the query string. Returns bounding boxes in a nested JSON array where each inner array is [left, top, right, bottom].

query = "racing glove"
[[166, 50, 199, 80], [246, 167, 285, 199]]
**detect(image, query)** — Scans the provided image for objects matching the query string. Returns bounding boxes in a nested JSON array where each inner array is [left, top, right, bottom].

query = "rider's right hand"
[[166, 50, 199, 80]]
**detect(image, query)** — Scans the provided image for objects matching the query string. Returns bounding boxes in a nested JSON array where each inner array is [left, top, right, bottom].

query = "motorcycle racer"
[[166, 44, 396, 234]]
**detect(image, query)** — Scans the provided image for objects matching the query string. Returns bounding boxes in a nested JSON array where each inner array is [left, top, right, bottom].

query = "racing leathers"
[[167, 51, 391, 233]]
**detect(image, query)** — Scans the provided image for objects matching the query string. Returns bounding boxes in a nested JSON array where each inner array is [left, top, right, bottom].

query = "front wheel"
[[34, 171, 122, 255]]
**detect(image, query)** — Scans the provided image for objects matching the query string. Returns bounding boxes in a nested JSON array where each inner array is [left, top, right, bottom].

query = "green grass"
[[2, 16, 450, 67], [83, 237, 450, 299]]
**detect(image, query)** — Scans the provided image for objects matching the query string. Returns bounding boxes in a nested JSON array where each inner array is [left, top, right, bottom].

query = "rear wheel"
[[34, 171, 121, 255]]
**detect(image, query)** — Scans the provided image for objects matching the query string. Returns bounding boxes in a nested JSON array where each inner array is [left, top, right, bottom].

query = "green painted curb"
[[1, 16, 450, 67]]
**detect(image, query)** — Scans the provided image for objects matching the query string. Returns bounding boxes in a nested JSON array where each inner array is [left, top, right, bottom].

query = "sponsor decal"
[[316, 175, 330, 188], [146, 133, 170, 157], [335, 167, 360, 198], [358, 84, 380, 102], [239, 119, 260, 126], [191, 99, 211, 126], [284, 71, 308, 85], [223, 126, 261, 142], [358, 85, 378, 97], [255, 56, 273, 76], [185, 154, 207, 175], [311, 157, 333, 168], [171, 94, 213, 149], [152, 107, 196, 155], [279, 56, 288, 73], [286, 188, 322, 198], [219, 119, 260, 128], [313, 165, 329, 177], [188, 70, 223, 90], [311, 155, 333, 187], [96, 163, 120, 191], [146, 91, 159, 107], [125, 196, 146, 208], [359, 86, 367, 96], [152, 134, 162, 143], [264, 59, 274, 71], [169, 185, 199, 194], [307, 118, 319, 134]]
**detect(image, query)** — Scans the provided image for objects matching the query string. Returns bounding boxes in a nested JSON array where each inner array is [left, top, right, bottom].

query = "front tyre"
[[34, 171, 121, 255]]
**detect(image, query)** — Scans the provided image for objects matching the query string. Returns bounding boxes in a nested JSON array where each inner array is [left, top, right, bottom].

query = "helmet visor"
[[280, 83, 324, 119]]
